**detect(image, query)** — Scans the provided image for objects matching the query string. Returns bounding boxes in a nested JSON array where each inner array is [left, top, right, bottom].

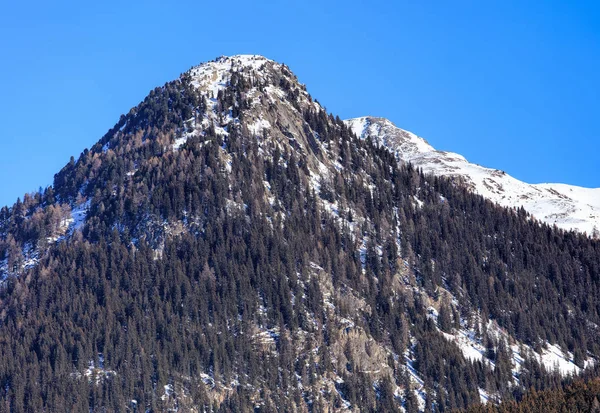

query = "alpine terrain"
[[345, 117, 600, 236], [1, 55, 600, 412]]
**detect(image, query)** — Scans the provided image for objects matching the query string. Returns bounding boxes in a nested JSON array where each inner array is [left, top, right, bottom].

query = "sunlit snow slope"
[[346, 117, 600, 236]]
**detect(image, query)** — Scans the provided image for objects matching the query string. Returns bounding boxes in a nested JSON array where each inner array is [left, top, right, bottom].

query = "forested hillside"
[[464, 375, 600, 413], [0, 55, 599, 412]]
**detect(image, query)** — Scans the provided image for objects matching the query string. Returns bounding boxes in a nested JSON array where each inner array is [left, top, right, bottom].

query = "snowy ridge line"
[[345, 117, 600, 236]]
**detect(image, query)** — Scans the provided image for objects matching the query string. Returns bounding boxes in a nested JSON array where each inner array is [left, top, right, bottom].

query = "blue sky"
[[0, 1, 598, 208]]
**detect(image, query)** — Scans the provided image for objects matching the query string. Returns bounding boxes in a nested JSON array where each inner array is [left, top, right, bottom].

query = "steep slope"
[[346, 117, 600, 236], [0, 55, 599, 412]]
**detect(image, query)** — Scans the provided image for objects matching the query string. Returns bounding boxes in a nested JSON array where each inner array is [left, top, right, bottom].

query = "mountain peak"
[[191, 54, 275, 74], [174, 53, 322, 154], [187, 54, 291, 94], [210, 54, 273, 64]]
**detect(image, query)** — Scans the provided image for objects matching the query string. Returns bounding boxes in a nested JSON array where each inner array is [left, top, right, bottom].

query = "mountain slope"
[[345, 117, 600, 236], [0, 55, 599, 412]]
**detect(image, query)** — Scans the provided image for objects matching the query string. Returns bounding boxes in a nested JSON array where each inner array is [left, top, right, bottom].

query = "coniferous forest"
[[464, 377, 600, 413], [0, 56, 599, 412]]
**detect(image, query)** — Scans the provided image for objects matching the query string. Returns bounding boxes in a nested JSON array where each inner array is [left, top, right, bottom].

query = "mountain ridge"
[[345, 116, 600, 236]]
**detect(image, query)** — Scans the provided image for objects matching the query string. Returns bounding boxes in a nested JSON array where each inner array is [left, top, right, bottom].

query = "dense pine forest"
[[464, 376, 600, 413], [0, 56, 599, 412]]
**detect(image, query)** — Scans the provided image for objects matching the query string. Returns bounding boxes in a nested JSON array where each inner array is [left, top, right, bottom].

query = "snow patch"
[[441, 329, 486, 363], [248, 118, 271, 136], [69, 199, 90, 234]]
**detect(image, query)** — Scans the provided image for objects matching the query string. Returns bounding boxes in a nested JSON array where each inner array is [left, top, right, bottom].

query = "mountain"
[[345, 117, 600, 236], [0, 55, 600, 412]]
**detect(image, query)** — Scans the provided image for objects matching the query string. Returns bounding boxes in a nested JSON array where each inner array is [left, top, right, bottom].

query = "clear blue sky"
[[1, 1, 598, 208]]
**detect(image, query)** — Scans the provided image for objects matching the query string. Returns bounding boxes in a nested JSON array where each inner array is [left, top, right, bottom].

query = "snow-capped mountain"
[[346, 116, 600, 236], [3, 55, 600, 412]]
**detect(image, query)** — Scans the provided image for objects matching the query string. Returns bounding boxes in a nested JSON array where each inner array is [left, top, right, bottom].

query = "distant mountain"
[[345, 116, 600, 236], [0, 55, 599, 412]]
